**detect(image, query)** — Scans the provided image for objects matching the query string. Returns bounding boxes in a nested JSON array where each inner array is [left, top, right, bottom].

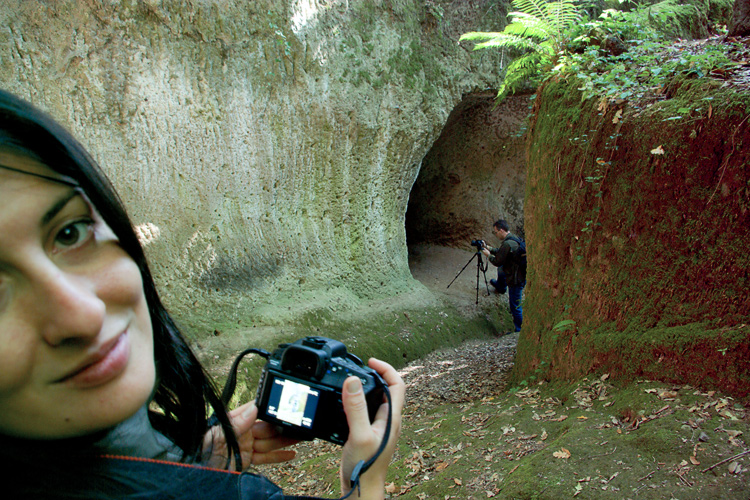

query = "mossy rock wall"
[[0, 0, 508, 336], [516, 75, 750, 400]]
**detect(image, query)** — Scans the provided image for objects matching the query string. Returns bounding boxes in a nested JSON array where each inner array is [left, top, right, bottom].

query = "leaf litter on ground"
[[255, 334, 749, 499]]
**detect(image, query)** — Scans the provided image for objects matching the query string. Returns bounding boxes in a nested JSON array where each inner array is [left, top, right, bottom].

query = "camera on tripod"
[[255, 336, 384, 445], [447, 239, 491, 303]]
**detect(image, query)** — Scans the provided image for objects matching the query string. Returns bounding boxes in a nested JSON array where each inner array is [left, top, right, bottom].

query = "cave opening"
[[405, 92, 530, 269]]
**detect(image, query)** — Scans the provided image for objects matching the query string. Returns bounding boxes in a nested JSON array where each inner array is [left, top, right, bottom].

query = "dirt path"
[[408, 243, 502, 307], [407, 243, 511, 333]]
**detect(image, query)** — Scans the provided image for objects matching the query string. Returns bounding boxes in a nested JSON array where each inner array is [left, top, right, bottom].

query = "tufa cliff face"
[[1, 0, 529, 332], [517, 75, 750, 400]]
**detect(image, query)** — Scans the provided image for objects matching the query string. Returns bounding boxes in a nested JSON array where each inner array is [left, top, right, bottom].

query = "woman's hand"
[[203, 402, 299, 471], [340, 358, 405, 499]]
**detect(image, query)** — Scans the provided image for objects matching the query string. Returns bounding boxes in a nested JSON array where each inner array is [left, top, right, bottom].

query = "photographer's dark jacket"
[[487, 232, 526, 286]]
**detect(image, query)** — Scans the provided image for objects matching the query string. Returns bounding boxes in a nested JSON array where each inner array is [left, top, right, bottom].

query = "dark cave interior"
[[404, 92, 530, 256]]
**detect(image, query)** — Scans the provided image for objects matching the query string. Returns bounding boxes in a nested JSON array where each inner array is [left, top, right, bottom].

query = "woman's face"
[[0, 151, 155, 439]]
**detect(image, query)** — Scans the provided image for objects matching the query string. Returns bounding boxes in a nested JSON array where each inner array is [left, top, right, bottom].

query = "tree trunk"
[[729, 0, 750, 36]]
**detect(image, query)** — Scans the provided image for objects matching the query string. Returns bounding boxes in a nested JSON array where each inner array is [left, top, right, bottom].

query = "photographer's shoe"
[[489, 279, 506, 294]]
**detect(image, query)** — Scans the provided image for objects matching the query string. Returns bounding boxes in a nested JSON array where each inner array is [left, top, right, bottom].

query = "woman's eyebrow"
[[41, 190, 81, 226]]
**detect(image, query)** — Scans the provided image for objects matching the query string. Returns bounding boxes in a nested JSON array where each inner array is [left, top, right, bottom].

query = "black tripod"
[[447, 247, 491, 304]]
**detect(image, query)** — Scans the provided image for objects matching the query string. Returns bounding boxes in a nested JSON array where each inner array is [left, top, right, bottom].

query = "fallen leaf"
[[453, 478, 463, 486], [553, 448, 571, 459], [658, 390, 678, 400], [577, 416, 588, 420], [690, 456, 700, 465], [385, 483, 398, 494], [650, 145, 665, 155], [719, 409, 739, 420], [600, 373, 610, 381], [540, 429, 548, 441], [612, 109, 623, 123], [728, 461, 740, 474]]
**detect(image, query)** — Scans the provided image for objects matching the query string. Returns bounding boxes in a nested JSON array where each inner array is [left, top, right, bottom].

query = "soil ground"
[[250, 245, 750, 499]]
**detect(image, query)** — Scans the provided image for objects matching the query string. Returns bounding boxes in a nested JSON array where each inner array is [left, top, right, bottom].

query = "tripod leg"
[[481, 260, 491, 295], [475, 253, 481, 305], [447, 252, 478, 289]]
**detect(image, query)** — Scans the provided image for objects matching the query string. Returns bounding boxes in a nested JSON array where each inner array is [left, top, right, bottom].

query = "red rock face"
[[515, 77, 750, 401]]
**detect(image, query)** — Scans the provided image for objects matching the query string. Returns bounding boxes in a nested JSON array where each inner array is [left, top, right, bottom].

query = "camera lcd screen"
[[266, 376, 320, 429]]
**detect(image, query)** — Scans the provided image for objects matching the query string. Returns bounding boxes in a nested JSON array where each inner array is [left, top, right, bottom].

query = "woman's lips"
[[58, 332, 130, 388]]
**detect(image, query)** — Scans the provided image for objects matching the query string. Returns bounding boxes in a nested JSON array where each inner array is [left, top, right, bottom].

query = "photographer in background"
[[481, 219, 526, 333]]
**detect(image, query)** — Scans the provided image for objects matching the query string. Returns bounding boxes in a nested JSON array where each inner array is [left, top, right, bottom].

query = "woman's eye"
[[53, 220, 94, 250]]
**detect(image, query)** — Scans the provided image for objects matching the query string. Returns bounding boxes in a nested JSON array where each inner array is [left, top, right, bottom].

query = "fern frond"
[[496, 52, 544, 100], [505, 14, 555, 40], [511, 0, 548, 23], [543, 0, 581, 25], [543, 0, 582, 38], [461, 0, 583, 102], [459, 31, 506, 42], [470, 33, 544, 53]]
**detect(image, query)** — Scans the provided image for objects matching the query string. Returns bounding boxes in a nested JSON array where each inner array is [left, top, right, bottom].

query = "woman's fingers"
[[368, 358, 405, 414], [339, 358, 405, 497], [342, 377, 374, 444], [229, 402, 258, 435]]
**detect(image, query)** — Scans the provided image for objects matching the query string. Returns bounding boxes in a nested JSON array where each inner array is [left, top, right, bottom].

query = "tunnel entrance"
[[405, 92, 530, 253]]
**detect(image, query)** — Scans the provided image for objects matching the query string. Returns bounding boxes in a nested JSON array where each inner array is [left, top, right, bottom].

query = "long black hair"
[[0, 89, 241, 468]]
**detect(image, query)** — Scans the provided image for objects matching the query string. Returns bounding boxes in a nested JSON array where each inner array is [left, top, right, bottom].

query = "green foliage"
[[568, 9, 738, 102], [462, 0, 735, 103], [460, 0, 582, 100], [552, 319, 576, 332]]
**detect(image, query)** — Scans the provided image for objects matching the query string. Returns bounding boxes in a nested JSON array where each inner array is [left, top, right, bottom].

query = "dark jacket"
[[8, 452, 328, 500], [3, 406, 319, 500], [487, 233, 526, 286]]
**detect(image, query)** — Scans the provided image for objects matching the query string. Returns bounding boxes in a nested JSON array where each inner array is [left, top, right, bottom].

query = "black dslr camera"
[[471, 239, 485, 249], [255, 336, 384, 445]]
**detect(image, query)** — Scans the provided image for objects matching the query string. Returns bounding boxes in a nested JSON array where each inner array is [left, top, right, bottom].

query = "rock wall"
[[0, 0, 512, 332], [516, 75, 750, 399]]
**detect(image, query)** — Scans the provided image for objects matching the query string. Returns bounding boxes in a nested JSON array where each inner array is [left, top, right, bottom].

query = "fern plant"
[[460, 0, 582, 100]]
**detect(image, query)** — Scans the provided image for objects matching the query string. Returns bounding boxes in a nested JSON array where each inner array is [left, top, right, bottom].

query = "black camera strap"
[[215, 347, 394, 500]]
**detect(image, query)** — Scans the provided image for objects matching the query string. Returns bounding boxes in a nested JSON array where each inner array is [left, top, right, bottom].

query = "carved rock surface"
[[1, 0, 523, 331]]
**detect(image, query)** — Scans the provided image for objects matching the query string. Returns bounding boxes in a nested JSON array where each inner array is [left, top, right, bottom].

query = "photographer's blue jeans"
[[495, 271, 524, 332]]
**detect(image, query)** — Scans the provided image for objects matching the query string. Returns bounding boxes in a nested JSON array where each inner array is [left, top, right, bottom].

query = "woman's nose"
[[35, 267, 106, 346]]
